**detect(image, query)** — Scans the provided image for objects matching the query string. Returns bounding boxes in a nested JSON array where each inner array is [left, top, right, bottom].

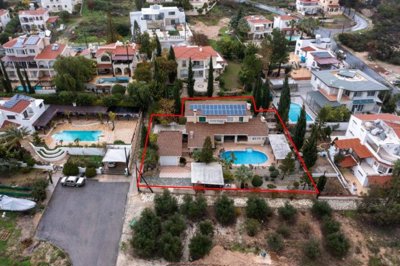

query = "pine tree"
[[292, 104, 307, 150], [302, 129, 318, 169], [168, 46, 176, 61], [200, 136, 213, 163], [0, 60, 12, 93], [187, 58, 194, 97], [173, 80, 182, 114], [261, 79, 271, 109], [155, 35, 162, 57], [23, 69, 34, 94], [15, 65, 27, 93], [206, 56, 213, 97], [317, 175, 327, 194], [279, 152, 295, 179], [168, 46, 177, 83], [277, 75, 291, 124]]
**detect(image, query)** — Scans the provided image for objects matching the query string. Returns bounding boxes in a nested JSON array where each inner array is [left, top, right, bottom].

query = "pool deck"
[[43, 119, 137, 148]]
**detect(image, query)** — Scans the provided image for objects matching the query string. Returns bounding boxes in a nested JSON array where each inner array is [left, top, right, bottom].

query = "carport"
[[268, 134, 292, 161], [102, 147, 131, 175]]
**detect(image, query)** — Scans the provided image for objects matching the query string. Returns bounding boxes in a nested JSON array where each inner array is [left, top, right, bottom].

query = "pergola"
[[269, 134, 292, 161]]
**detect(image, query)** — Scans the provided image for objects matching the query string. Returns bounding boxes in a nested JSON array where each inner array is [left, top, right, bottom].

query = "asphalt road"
[[37, 180, 130, 266]]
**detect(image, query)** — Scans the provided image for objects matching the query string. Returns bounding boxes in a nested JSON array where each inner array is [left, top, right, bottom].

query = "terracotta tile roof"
[[95, 43, 137, 57], [339, 155, 357, 168], [301, 46, 316, 52], [354, 113, 400, 123], [173, 45, 218, 61], [328, 4, 340, 7], [35, 44, 66, 60], [46, 16, 59, 23], [157, 131, 182, 156], [0, 9, 8, 16], [334, 138, 373, 159], [186, 118, 268, 149], [385, 121, 400, 138], [278, 15, 298, 21], [0, 100, 31, 113], [368, 175, 392, 186], [19, 8, 48, 16], [2, 38, 18, 48]]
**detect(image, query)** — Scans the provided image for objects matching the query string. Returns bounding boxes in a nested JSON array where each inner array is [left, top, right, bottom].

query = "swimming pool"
[[97, 76, 130, 84], [289, 103, 312, 123], [221, 149, 268, 165], [52, 130, 102, 142], [16, 85, 43, 92]]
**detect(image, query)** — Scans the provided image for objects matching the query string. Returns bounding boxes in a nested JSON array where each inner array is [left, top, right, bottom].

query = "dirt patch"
[[353, 51, 400, 82], [191, 18, 229, 39], [0, 169, 48, 186]]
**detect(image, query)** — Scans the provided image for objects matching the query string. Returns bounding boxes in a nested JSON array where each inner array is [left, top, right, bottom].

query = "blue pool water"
[[286, 36, 300, 41], [16, 85, 43, 92], [97, 76, 130, 84], [52, 130, 102, 142], [221, 149, 268, 165], [289, 103, 312, 123]]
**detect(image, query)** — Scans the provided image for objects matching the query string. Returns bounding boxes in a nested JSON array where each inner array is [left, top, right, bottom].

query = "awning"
[[269, 134, 291, 160], [191, 162, 224, 186], [102, 148, 131, 163]]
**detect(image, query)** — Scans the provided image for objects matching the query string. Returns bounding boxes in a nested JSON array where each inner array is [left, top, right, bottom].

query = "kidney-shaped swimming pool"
[[221, 149, 268, 165]]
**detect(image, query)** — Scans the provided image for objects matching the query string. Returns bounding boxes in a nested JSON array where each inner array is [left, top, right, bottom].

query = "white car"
[[61, 176, 86, 187]]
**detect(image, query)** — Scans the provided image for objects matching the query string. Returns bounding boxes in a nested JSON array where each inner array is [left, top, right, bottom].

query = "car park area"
[[36, 180, 129, 266]]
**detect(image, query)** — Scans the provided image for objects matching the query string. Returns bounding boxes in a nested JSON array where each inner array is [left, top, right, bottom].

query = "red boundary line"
[[138, 96, 319, 195]]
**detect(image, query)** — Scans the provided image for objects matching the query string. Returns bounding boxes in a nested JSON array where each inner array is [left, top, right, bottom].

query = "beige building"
[[319, 0, 341, 15]]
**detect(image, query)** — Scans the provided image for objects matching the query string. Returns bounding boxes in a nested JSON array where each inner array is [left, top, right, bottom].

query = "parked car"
[[61, 176, 86, 187]]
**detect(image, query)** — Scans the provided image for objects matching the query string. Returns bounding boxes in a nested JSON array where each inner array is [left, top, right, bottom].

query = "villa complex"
[[296, 0, 341, 15], [306, 69, 389, 114], [0, 9, 11, 32], [273, 15, 300, 36]]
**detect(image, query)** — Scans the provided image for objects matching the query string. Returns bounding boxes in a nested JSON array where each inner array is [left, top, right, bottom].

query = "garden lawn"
[[220, 61, 241, 90]]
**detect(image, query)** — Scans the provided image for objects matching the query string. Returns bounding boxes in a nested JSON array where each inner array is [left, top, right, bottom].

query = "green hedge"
[[0, 184, 32, 191]]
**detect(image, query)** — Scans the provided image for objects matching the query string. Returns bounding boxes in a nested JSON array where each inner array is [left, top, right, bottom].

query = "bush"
[[113, 140, 125, 144], [270, 169, 279, 179], [311, 201, 332, 219], [245, 218, 260, 237], [154, 190, 178, 218], [159, 233, 183, 262], [276, 224, 291, 238], [198, 220, 214, 237], [303, 239, 321, 259], [267, 233, 284, 253], [112, 84, 126, 95], [162, 213, 186, 237], [31, 178, 48, 202], [267, 184, 277, 189], [245, 196, 272, 222], [251, 175, 263, 187], [321, 217, 341, 235], [325, 232, 350, 258], [189, 233, 213, 261], [180, 194, 207, 221], [85, 167, 97, 178], [215, 195, 236, 226], [62, 162, 79, 176], [278, 202, 297, 223]]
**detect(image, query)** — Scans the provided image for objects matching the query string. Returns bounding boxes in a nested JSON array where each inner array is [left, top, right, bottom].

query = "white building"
[[319, 0, 341, 15], [0, 94, 45, 132], [0, 9, 11, 32], [2, 34, 71, 84], [273, 15, 300, 36], [130, 5, 192, 48], [333, 113, 399, 187], [296, 0, 320, 15], [244, 15, 273, 40], [40, 0, 82, 14], [173, 45, 226, 80], [18, 8, 58, 33], [306, 69, 388, 114], [157, 131, 182, 166]]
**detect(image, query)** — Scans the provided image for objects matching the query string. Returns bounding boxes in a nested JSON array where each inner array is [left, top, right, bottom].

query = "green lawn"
[[220, 61, 242, 90]]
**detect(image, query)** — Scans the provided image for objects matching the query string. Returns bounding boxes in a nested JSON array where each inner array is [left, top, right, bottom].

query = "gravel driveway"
[[37, 180, 129, 266]]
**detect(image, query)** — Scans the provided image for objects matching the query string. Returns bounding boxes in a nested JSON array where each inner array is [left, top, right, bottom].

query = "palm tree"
[[288, 19, 297, 42], [234, 165, 253, 189], [0, 127, 30, 151], [108, 111, 116, 131]]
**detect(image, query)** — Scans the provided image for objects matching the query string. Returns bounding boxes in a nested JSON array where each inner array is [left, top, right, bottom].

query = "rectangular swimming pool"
[[52, 130, 102, 142], [97, 76, 130, 84], [289, 103, 313, 123]]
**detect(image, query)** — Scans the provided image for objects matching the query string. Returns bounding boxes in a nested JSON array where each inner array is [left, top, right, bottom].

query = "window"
[[367, 91, 375, 96], [23, 111, 28, 118], [344, 90, 350, 96], [29, 49, 35, 54], [227, 117, 234, 122], [377, 164, 388, 174], [199, 117, 206, 123], [39, 103, 43, 108], [101, 55, 110, 62], [239, 117, 244, 122], [388, 168, 393, 174], [168, 11, 175, 15], [354, 91, 362, 97], [6, 115, 16, 120], [182, 60, 187, 67]]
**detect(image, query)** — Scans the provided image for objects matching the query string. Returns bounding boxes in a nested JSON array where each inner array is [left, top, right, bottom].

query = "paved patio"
[[341, 168, 369, 196]]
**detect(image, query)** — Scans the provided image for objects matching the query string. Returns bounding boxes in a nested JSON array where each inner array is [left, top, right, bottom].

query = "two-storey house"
[[296, 0, 320, 15], [0, 94, 45, 132], [18, 8, 52, 33], [0, 9, 11, 32], [273, 15, 300, 37], [294, 35, 333, 66], [40, 0, 82, 14], [130, 5, 192, 48], [306, 69, 388, 114], [173, 45, 226, 80], [333, 113, 400, 187], [244, 15, 273, 40], [319, 0, 341, 15]]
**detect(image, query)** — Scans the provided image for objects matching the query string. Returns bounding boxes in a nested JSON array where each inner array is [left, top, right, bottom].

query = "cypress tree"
[[277, 75, 291, 124], [292, 104, 307, 150], [206, 56, 213, 97], [317, 175, 327, 194], [261, 79, 272, 109], [0, 60, 12, 93], [200, 136, 213, 163], [23, 69, 34, 94], [168, 46, 176, 61], [133, 21, 141, 44], [173, 80, 182, 114], [15, 65, 26, 93], [155, 35, 162, 57], [302, 129, 318, 169], [187, 58, 194, 97], [252, 74, 262, 112], [168, 46, 177, 84]]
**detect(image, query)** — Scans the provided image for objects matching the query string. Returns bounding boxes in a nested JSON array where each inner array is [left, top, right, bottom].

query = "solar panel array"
[[14, 37, 25, 48], [3, 95, 32, 109], [190, 103, 246, 116], [26, 36, 40, 45]]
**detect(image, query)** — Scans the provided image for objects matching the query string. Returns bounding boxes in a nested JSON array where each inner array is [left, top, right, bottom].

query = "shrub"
[[278, 202, 297, 223], [325, 232, 350, 258], [270, 169, 279, 179], [162, 213, 186, 237], [154, 189, 178, 218], [198, 220, 214, 237], [293, 181, 300, 189], [245, 196, 272, 222], [267, 233, 284, 253], [321, 217, 341, 235], [31, 178, 48, 202], [85, 167, 97, 178], [189, 233, 213, 260], [276, 224, 290, 238], [267, 184, 277, 189], [112, 84, 126, 95], [245, 218, 260, 237], [62, 162, 79, 176], [113, 140, 125, 144], [251, 175, 263, 187], [180, 194, 207, 221], [311, 201, 332, 219], [303, 239, 321, 259], [215, 195, 236, 226], [159, 233, 183, 262]]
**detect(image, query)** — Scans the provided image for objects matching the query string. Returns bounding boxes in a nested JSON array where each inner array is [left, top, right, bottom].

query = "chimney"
[[199, 47, 202, 52]]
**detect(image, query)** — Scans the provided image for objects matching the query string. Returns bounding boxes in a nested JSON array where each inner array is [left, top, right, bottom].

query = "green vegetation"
[[244, 218, 261, 237], [215, 195, 236, 226], [303, 239, 321, 260], [311, 201, 332, 219], [189, 233, 213, 260], [251, 175, 263, 188], [277, 76, 291, 124], [292, 104, 307, 150], [68, 156, 103, 168], [325, 232, 350, 258], [267, 232, 284, 252], [154, 190, 178, 218], [85, 167, 97, 178], [62, 162, 79, 176], [245, 196, 272, 222], [180, 194, 208, 221], [31, 179, 48, 202], [278, 202, 297, 223], [198, 220, 214, 237], [199, 137, 214, 164]]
